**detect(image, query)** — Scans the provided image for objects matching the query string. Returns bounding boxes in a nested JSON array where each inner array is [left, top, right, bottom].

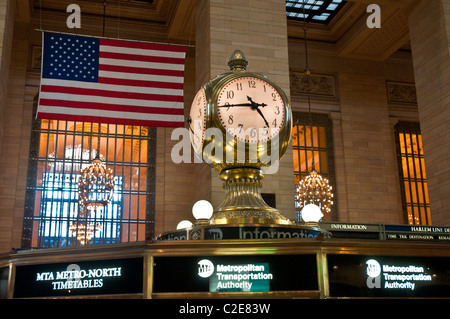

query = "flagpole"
[[34, 28, 195, 48]]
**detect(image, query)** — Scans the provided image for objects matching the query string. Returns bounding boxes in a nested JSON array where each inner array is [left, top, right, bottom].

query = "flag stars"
[[45, 34, 99, 82]]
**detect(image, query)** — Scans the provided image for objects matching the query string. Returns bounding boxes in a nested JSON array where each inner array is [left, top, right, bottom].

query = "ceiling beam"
[[337, 4, 410, 61], [167, 0, 194, 42], [16, 0, 31, 23]]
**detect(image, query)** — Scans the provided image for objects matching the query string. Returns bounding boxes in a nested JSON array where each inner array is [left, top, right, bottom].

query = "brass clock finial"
[[228, 49, 248, 71]]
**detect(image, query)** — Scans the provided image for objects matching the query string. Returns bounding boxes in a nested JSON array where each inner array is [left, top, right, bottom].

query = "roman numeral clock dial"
[[217, 77, 285, 144]]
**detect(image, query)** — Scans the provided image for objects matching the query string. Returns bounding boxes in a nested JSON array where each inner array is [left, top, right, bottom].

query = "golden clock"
[[189, 50, 293, 225]]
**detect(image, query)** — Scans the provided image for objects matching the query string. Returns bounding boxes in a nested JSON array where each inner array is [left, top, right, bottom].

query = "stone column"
[[0, 0, 17, 252], [194, 0, 295, 219], [0, 0, 14, 146], [409, 0, 450, 225]]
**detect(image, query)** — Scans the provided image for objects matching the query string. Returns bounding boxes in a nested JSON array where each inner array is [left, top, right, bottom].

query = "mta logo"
[[366, 259, 381, 289], [198, 259, 214, 278]]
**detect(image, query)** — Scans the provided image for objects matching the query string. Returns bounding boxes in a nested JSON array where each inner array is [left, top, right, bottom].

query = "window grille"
[[22, 104, 156, 248], [292, 112, 337, 221], [394, 122, 431, 225]]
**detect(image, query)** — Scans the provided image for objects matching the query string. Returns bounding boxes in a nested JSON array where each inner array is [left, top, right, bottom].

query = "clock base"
[[210, 168, 293, 225]]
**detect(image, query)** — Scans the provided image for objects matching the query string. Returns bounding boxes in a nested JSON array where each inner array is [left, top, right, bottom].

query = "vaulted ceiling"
[[18, 0, 414, 61]]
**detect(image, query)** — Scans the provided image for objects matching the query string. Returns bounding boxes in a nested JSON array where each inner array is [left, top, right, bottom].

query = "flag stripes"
[[37, 32, 186, 127]]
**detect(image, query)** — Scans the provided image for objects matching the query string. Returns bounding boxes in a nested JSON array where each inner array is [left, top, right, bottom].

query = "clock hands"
[[217, 96, 267, 108], [186, 116, 195, 134], [218, 96, 270, 127], [247, 96, 269, 128], [218, 103, 253, 108], [246, 96, 267, 108], [218, 102, 266, 108], [254, 107, 269, 128]]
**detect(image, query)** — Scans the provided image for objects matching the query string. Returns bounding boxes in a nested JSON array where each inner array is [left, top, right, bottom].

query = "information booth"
[[2, 222, 450, 300]]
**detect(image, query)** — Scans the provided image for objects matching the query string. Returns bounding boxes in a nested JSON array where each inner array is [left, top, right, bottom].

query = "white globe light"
[[176, 220, 193, 230], [301, 203, 323, 223], [192, 200, 213, 220]]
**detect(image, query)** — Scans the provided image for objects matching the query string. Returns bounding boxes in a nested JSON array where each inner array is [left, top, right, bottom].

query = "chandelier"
[[295, 0, 334, 221], [295, 170, 334, 214], [69, 221, 102, 246], [74, 123, 114, 245], [78, 157, 115, 211]]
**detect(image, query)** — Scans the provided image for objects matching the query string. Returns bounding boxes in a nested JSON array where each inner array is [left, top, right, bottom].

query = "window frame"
[[394, 121, 431, 225], [286, 0, 347, 25], [21, 101, 156, 248], [292, 112, 337, 221]]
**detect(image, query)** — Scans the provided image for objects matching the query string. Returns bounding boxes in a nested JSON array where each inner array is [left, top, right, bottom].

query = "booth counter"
[[2, 234, 450, 299]]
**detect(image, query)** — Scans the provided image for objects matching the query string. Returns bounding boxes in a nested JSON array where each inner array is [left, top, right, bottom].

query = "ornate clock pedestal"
[[210, 168, 292, 225]]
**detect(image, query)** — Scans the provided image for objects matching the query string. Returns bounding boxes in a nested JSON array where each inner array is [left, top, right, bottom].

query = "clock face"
[[217, 76, 285, 143], [189, 88, 207, 155]]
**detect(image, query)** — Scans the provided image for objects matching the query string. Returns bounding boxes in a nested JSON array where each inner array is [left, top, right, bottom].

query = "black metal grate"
[[22, 101, 156, 248], [292, 112, 337, 221], [394, 122, 431, 225]]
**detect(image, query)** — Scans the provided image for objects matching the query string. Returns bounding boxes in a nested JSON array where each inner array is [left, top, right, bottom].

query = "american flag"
[[37, 32, 186, 127]]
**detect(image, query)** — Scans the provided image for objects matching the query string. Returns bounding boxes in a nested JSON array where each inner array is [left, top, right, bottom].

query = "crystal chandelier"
[[295, 170, 334, 214], [69, 221, 102, 246], [77, 124, 115, 211], [78, 157, 115, 211], [295, 0, 334, 221], [73, 124, 114, 245]]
